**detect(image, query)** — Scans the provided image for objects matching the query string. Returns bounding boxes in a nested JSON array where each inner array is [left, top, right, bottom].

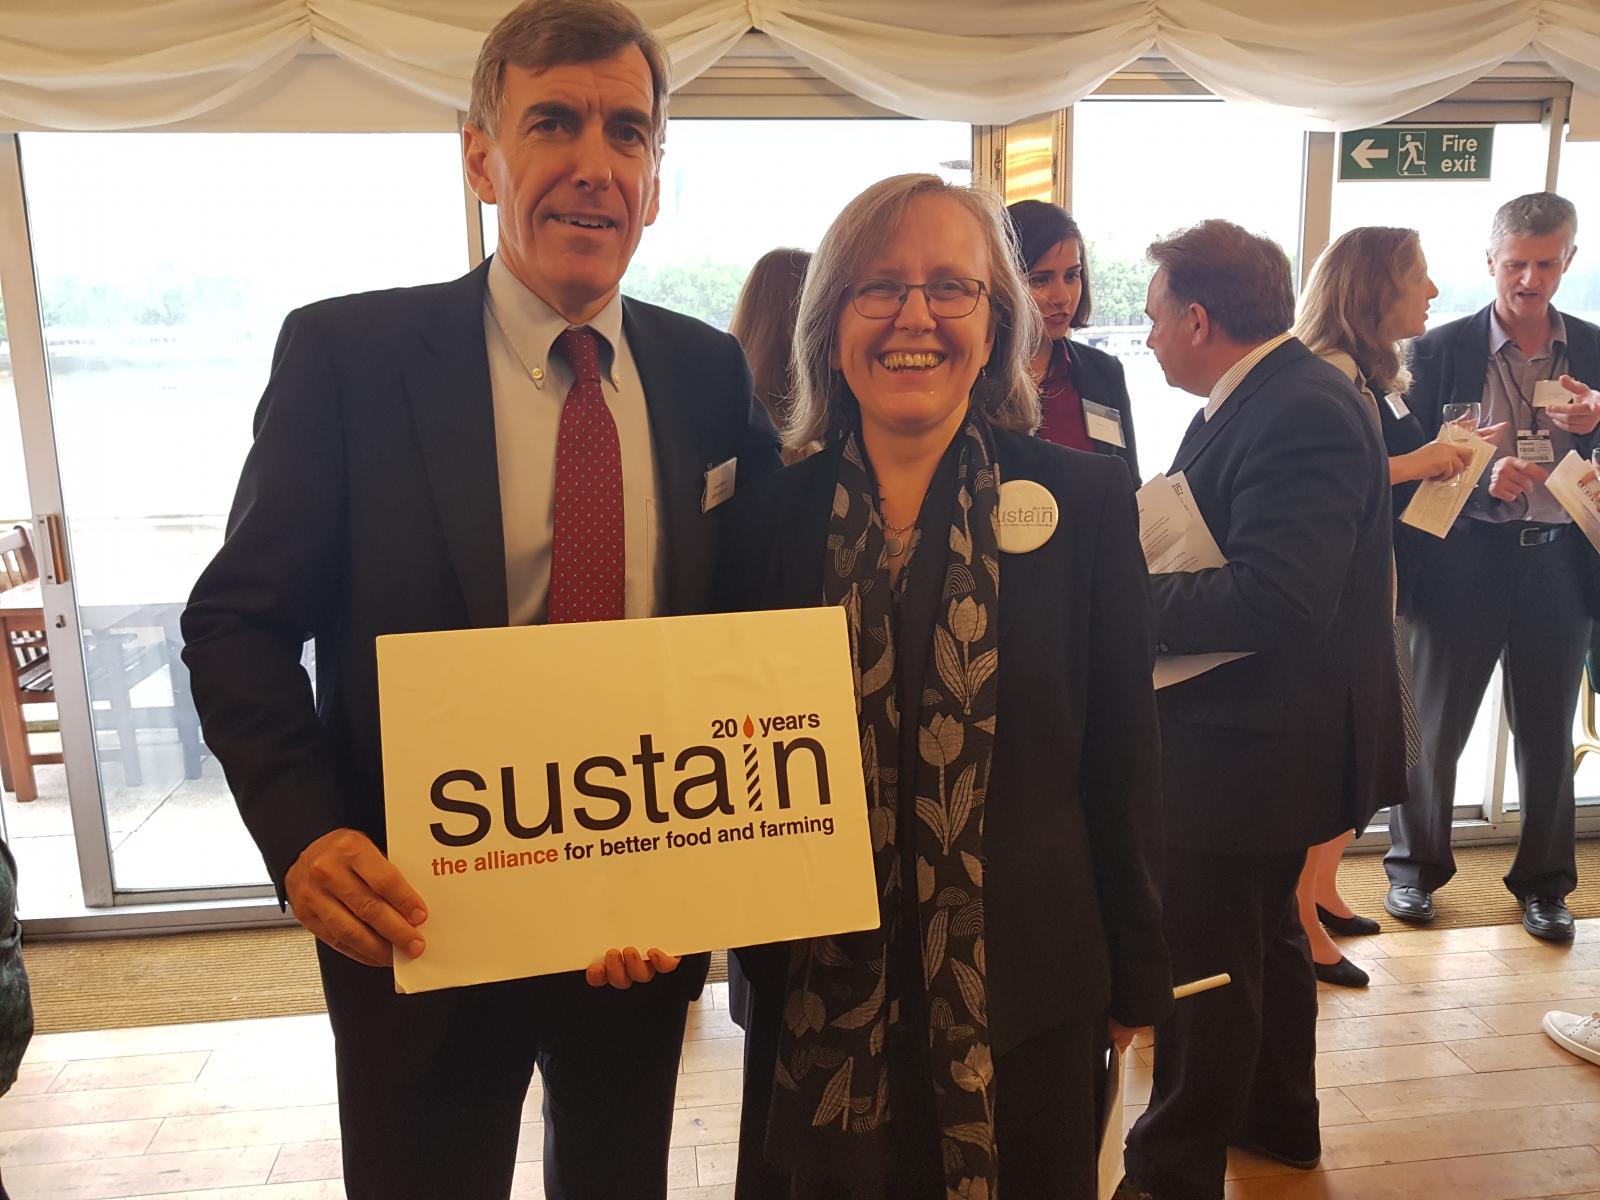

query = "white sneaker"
[[1543, 1010, 1600, 1067]]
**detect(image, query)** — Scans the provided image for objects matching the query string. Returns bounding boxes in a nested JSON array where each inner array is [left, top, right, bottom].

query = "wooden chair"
[[0, 525, 208, 802], [0, 525, 62, 801]]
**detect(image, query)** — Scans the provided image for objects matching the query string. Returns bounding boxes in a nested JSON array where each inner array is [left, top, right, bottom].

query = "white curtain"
[[1, 0, 1597, 131]]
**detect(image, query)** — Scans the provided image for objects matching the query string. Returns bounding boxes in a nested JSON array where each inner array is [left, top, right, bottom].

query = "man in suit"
[[1120, 221, 1405, 1200], [181, 2, 780, 1196], [1384, 192, 1600, 942]]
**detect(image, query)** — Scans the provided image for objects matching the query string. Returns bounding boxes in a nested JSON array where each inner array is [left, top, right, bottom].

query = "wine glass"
[[1441, 402, 1482, 436]]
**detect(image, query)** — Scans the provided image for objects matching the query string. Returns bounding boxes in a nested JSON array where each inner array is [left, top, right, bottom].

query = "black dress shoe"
[[1316, 903, 1381, 937], [1313, 955, 1370, 988], [1520, 895, 1575, 942], [1384, 884, 1435, 924]]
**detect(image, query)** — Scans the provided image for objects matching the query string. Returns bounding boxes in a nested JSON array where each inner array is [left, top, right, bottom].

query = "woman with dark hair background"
[[1006, 199, 1140, 481], [730, 247, 812, 462]]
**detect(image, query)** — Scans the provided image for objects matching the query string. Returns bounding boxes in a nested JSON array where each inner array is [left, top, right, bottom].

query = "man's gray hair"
[[1490, 192, 1578, 253], [468, 0, 670, 148]]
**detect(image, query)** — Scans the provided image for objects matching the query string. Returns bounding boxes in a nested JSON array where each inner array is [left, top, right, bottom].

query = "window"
[[20, 132, 468, 892], [0, 296, 22, 522], [1556, 137, 1600, 327], [1070, 99, 1307, 480], [1331, 121, 1551, 327], [628, 120, 971, 329]]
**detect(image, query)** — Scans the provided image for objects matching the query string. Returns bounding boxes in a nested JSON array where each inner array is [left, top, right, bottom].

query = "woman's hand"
[[1108, 1018, 1149, 1054], [585, 946, 679, 989], [1389, 440, 1476, 485]]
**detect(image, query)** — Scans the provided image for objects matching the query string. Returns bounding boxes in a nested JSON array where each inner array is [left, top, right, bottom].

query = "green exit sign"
[[1339, 127, 1494, 181]]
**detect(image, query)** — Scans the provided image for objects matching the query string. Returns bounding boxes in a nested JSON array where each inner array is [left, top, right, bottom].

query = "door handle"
[[33, 512, 69, 585]]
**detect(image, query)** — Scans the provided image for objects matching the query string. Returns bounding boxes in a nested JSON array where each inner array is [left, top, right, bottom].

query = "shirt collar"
[[1488, 305, 1566, 359], [1204, 332, 1293, 420], [485, 253, 625, 389]]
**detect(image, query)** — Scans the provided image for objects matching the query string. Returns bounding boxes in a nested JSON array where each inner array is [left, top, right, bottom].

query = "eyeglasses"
[[846, 277, 988, 320]]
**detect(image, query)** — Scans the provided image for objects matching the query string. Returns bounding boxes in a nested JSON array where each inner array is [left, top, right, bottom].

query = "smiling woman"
[[719, 174, 1170, 1199]]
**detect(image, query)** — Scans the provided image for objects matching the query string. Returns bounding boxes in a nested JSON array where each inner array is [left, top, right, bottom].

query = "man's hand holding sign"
[[284, 828, 429, 968]]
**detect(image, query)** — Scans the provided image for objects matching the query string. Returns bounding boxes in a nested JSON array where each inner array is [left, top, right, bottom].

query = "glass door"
[[3, 131, 472, 907]]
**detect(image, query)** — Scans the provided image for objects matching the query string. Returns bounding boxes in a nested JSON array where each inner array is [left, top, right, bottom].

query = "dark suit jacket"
[[1405, 304, 1600, 609], [1370, 377, 1430, 615], [1150, 338, 1406, 854], [719, 427, 1172, 1055], [181, 261, 782, 975], [1069, 338, 1141, 481]]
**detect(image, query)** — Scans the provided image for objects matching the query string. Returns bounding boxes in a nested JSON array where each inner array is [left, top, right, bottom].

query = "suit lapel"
[[403, 260, 508, 629], [1450, 306, 1494, 423], [624, 299, 710, 616], [1170, 340, 1309, 476]]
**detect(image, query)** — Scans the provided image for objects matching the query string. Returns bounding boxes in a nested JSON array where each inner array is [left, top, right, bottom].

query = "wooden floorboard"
[[4, 921, 1599, 1198]]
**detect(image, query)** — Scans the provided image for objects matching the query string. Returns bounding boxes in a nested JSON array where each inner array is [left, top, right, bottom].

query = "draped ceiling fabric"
[[1, 0, 1597, 132]]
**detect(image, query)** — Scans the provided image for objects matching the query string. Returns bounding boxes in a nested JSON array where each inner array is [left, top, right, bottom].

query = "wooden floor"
[[5, 920, 1600, 1199]]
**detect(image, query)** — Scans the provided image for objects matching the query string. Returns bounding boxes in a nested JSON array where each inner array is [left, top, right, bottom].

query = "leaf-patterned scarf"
[[766, 415, 1002, 1199]]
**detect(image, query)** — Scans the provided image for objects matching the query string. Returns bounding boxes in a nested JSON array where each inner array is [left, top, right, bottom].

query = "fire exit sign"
[[1339, 127, 1494, 181]]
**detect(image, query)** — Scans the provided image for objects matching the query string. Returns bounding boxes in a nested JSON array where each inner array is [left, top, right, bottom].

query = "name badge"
[[1385, 392, 1410, 420], [1533, 379, 1570, 408], [701, 458, 737, 512], [1081, 399, 1126, 448], [996, 479, 1059, 554], [1517, 430, 1555, 464]]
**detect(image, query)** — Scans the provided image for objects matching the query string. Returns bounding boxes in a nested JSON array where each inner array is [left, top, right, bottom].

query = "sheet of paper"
[[1136, 473, 1251, 690], [1545, 450, 1600, 553], [1533, 379, 1571, 408], [1399, 427, 1496, 538], [1138, 472, 1226, 574], [379, 607, 879, 993], [1097, 1045, 1126, 1200], [1153, 651, 1249, 690]]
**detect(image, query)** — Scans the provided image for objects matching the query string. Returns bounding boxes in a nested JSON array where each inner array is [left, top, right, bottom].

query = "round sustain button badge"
[[996, 479, 1058, 553]]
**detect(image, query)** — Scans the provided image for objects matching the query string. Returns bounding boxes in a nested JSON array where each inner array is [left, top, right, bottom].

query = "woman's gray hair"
[[786, 174, 1042, 453]]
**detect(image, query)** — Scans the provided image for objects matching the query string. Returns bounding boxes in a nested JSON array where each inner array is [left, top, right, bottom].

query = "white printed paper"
[[1137, 473, 1250, 690], [1546, 450, 1600, 554], [1533, 379, 1571, 408], [1399, 427, 1496, 539]]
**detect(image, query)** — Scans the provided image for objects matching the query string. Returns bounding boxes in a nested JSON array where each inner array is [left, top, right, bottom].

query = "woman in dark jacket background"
[[1007, 199, 1140, 481]]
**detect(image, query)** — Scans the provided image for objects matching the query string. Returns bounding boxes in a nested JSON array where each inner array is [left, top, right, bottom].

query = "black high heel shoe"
[[1316, 903, 1380, 937], [1313, 955, 1370, 988]]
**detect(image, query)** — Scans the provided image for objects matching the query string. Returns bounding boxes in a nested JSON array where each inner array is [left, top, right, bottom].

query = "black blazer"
[[182, 261, 782, 933], [1368, 377, 1430, 615], [720, 429, 1172, 1055], [1150, 339, 1406, 853], [1405, 304, 1600, 607], [1068, 338, 1141, 482]]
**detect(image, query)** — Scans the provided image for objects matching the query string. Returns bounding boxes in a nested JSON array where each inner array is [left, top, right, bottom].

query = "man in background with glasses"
[[181, 1, 779, 1197], [1385, 191, 1600, 943]]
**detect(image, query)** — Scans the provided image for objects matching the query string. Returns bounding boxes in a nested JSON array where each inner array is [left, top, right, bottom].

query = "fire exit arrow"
[[1350, 138, 1389, 170]]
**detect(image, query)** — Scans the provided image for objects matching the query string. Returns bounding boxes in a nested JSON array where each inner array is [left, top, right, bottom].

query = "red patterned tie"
[[547, 326, 625, 623]]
